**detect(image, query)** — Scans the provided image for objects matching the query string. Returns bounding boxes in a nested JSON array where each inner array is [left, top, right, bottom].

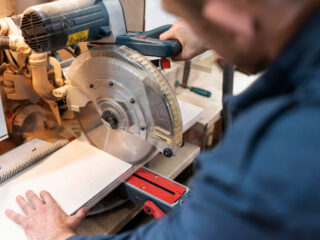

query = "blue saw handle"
[[116, 25, 182, 58]]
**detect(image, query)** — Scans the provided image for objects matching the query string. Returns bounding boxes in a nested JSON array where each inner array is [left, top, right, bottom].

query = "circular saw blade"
[[67, 45, 183, 164], [77, 102, 156, 163]]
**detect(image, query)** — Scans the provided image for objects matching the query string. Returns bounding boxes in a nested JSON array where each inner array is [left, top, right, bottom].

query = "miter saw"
[[0, 0, 184, 167]]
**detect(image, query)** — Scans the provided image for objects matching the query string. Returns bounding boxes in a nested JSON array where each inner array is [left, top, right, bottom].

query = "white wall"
[[145, 0, 178, 30]]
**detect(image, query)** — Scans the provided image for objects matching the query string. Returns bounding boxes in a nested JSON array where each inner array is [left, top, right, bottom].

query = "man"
[[6, 0, 320, 239]]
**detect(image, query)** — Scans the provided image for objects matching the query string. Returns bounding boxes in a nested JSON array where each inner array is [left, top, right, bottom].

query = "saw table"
[[77, 143, 200, 236]]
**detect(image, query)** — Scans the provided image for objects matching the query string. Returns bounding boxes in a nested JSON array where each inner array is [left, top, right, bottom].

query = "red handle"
[[143, 201, 166, 220]]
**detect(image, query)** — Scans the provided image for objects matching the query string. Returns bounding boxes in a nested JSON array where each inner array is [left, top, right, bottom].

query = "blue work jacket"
[[70, 9, 320, 240]]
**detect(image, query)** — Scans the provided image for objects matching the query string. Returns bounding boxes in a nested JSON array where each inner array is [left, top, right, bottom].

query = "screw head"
[[130, 98, 135, 104], [62, 20, 70, 29]]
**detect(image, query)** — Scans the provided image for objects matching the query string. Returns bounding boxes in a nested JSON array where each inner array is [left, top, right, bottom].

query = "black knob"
[[163, 148, 173, 158]]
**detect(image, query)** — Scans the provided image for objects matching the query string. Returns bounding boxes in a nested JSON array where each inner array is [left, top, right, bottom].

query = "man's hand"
[[160, 19, 209, 61], [5, 190, 88, 240]]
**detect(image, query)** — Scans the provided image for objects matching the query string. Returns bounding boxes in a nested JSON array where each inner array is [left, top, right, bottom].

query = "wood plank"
[[0, 140, 134, 240], [175, 54, 223, 127], [77, 143, 200, 236]]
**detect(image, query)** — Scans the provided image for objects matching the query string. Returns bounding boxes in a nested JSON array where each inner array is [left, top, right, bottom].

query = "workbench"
[[175, 51, 258, 148]]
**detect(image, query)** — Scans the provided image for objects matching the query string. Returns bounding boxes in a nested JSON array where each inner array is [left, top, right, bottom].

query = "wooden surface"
[[120, 0, 145, 31], [177, 87, 222, 127], [77, 143, 200, 236], [178, 100, 204, 133], [175, 52, 223, 128]]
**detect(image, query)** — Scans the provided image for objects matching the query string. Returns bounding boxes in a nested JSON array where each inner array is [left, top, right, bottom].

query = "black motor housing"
[[20, 0, 111, 52]]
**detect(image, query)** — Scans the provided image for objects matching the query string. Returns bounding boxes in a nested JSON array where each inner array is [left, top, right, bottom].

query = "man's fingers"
[[160, 28, 175, 41], [16, 195, 34, 215], [40, 191, 65, 212], [5, 209, 26, 225], [172, 52, 184, 61], [40, 191, 56, 205], [69, 207, 89, 229], [74, 207, 89, 221], [26, 191, 44, 209]]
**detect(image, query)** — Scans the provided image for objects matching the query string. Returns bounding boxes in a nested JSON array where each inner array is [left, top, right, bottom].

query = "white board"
[[179, 100, 204, 132], [0, 140, 133, 240]]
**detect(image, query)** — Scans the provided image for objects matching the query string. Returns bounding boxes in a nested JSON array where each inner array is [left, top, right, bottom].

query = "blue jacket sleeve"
[[68, 105, 320, 240]]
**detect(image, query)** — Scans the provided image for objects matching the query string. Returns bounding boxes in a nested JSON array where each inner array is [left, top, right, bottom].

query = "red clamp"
[[143, 201, 166, 220]]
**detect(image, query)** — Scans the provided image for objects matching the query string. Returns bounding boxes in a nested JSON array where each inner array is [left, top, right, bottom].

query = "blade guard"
[[66, 46, 183, 162]]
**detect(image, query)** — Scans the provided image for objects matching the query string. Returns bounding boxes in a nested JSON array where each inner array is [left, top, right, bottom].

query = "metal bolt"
[[102, 111, 119, 130], [145, 207, 151, 213], [163, 148, 173, 158], [106, 117, 112, 123], [32, 147, 37, 152], [130, 98, 136, 104], [106, 117, 117, 128], [89, 84, 94, 89], [141, 186, 146, 190], [154, 176, 158, 179]]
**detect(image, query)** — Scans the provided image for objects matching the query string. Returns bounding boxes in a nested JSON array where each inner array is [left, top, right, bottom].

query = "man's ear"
[[203, 0, 255, 48]]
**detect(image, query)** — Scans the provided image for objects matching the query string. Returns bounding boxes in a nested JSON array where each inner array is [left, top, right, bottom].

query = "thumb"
[[70, 207, 89, 228], [75, 207, 89, 220], [160, 27, 175, 41]]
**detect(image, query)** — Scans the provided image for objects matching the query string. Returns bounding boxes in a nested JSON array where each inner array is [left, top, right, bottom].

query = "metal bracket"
[[117, 167, 190, 214]]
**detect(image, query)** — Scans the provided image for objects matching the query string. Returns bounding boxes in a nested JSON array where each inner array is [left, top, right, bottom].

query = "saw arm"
[[61, 46, 183, 163]]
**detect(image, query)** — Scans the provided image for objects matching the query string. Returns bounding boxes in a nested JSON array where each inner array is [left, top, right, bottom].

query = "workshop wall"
[[0, 0, 50, 16], [15, 0, 50, 14], [145, 0, 177, 30], [0, 0, 15, 17], [1, 0, 145, 31], [121, 0, 145, 31]]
